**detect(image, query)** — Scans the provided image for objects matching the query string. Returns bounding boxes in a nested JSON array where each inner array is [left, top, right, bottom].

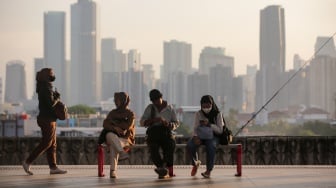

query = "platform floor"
[[0, 165, 335, 188]]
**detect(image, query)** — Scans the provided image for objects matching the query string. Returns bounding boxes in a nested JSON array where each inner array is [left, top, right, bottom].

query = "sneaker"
[[191, 160, 201, 176], [110, 170, 116, 178], [50, 167, 67, 175], [158, 174, 170, 179], [22, 161, 33, 175], [201, 171, 211, 178], [154, 167, 169, 179], [118, 151, 129, 161]]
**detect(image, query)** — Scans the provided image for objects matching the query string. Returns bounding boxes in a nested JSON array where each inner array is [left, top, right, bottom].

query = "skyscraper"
[[32, 58, 45, 100], [128, 49, 141, 71], [187, 72, 208, 106], [121, 70, 145, 118], [309, 37, 336, 118], [44, 11, 67, 102], [142, 64, 156, 106], [101, 38, 126, 100], [5, 61, 27, 103], [209, 64, 234, 112], [162, 40, 192, 82], [199, 47, 234, 75], [315, 36, 336, 57], [162, 40, 192, 105], [71, 0, 99, 105], [257, 5, 286, 121]]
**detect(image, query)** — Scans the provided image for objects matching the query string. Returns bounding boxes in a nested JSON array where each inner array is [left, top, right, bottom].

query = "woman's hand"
[[193, 136, 201, 145], [200, 119, 209, 126], [113, 126, 126, 135]]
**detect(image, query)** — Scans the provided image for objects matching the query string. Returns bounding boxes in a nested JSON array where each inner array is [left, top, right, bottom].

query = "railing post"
[[235, 144, 242, 177]]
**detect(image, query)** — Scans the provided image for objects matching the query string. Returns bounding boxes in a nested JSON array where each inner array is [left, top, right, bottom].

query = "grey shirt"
[[140, 103, 179, 131]]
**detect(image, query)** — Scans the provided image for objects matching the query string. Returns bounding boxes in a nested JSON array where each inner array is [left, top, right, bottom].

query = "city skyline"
[[0, 0, 336, 98]]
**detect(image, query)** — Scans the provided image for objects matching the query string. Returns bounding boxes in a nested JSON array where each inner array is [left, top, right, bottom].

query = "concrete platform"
[[0, 165, 335, 188]]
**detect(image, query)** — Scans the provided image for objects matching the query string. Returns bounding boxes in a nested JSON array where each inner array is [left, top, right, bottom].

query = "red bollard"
[[235, 144, 242, 177], [98, 144, 105, 177]]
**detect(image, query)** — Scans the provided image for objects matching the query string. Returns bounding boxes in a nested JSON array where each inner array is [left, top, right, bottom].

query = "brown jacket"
[[36, 68, 58, 120], [103, 92, 135, 145]]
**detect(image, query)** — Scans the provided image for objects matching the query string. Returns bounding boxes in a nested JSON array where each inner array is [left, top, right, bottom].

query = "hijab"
[[200, 95, 220, 124]]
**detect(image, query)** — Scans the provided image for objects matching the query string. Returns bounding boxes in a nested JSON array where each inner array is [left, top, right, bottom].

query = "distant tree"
[[175, 123, 192, 137], [301, 121, 336, 136], [247, 120, 336, 136], [68, 104, 96, 115], [225, 108, 239, 134]]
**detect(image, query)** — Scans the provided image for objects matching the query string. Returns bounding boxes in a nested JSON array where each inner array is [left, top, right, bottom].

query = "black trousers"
[[147, 136, 176, 168]]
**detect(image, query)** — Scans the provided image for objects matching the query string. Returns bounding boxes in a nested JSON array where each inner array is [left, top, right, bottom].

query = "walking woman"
[[22, 68, 67, 175], [187, 95, 223, 178]]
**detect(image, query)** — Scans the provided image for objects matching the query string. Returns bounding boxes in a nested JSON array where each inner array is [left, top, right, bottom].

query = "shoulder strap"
[[222, 114, 227, 127]]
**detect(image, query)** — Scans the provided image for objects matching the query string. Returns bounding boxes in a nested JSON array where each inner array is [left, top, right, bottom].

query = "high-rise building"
[[162, 40, 192, 105], [101, 38, 116, 100], [34, 58, 45, 74], [101, 38, 127, 100], [257, 5, 286, 122], [308, 37, 336, 118], [209, 64, 234, 113], [142, 64, 156, 105], [187, 72, 208, 106], [232, 76, 244, 112], [5, 61, 27, 103], [199, 47, 234, 75], [44, 11, 68, 103], [242, 65, 257, 113], [142, 64, 155, 89], [162, 40, 192, 82], [32, 58, 45, 100], [121, 70, 145, 118], [128, 49, 141, 71], [315, 36, 336, 58], [71, 0, 99, 105], [293, 54, 304, 71]]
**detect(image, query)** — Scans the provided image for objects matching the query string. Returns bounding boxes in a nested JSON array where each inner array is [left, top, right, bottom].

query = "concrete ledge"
[[1, 136, 335, 165]]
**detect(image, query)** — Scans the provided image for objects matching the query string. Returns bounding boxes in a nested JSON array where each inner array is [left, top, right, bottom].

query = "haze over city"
[[0, 0, 335, 98]]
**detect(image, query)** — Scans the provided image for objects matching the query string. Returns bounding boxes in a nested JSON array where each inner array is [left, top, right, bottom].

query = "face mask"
[[202, 108, 211, 114]]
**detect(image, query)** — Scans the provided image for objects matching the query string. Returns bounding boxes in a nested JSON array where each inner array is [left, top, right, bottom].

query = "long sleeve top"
[[140, 103, 179, 131], [192, 110, 223, 136]]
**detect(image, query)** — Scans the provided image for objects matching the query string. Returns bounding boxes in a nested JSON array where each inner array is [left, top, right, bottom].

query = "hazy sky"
[[0, 0, 335, 97]]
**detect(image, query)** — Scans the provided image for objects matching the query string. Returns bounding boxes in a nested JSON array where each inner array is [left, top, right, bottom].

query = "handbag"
[[217, 126, 233, 145], [53, 100, 68, 120], [196, 125, 214, 140], [214, 115, 233, 145]]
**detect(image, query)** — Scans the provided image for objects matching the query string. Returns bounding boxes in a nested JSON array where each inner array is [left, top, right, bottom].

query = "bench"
[[98, 143, 242, 177]]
